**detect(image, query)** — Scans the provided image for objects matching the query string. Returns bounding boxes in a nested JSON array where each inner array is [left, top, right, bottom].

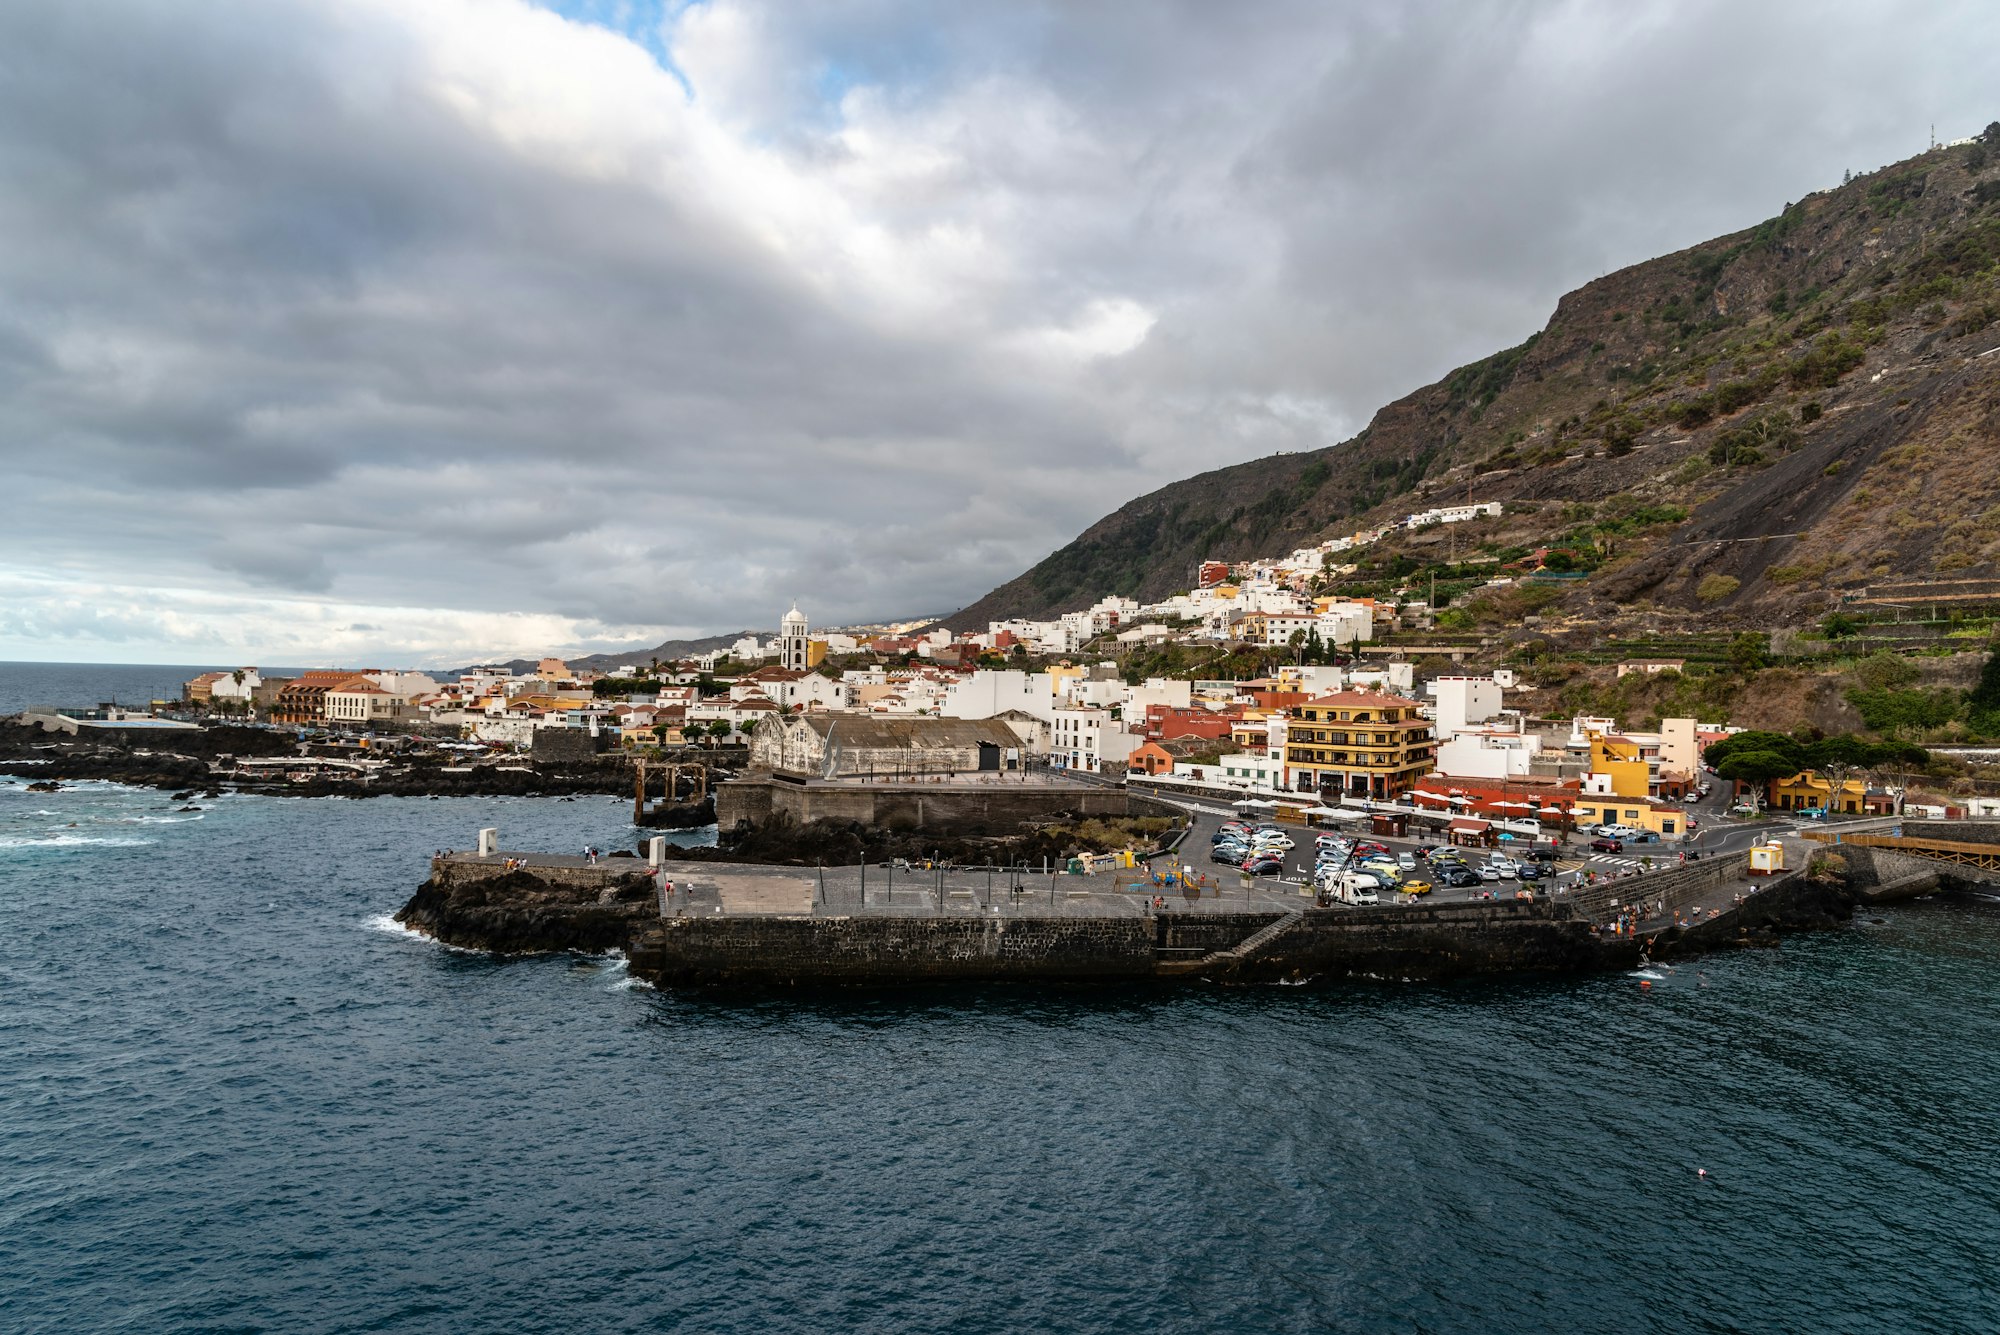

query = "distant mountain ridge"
[[464, 633, 753, 679], [947, 127, 2000, 632]]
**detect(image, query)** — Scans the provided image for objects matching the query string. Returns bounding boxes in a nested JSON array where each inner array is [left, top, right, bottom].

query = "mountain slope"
[[948, 128, 2000, 632]]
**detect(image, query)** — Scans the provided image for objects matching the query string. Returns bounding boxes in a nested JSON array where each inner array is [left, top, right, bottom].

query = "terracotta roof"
[[1303, 690, 1415, 708]]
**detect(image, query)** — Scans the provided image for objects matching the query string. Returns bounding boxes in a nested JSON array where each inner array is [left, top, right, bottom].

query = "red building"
[[1198, 561, 1232, 588], [1407, 773, 1586, 829], [1142, 704, 1238, 742]]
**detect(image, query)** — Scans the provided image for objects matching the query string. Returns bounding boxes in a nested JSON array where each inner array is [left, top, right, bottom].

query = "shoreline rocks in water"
[[395, 867, 659, 955], [0, 718, 688, 804]]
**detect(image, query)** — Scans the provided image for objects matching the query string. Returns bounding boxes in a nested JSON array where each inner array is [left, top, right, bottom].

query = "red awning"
[[1448, 818, 1490, 834]]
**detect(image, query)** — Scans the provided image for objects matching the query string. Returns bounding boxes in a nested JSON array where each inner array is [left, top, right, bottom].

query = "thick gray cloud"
[[0, 0, 1992, 664]]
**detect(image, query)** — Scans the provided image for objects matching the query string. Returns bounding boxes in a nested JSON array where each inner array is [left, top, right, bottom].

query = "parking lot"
[[1171, 803, 1725, 906]]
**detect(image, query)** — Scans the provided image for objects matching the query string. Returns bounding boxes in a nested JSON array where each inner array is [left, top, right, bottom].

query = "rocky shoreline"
[[395, 865, 659, 954], [0, 719, 682, 804]]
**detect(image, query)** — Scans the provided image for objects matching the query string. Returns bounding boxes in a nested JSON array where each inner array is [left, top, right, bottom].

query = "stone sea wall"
[[631, 914, 1160, 985], [624, 899, 1632, 988], [715, 777, 1157, 833]]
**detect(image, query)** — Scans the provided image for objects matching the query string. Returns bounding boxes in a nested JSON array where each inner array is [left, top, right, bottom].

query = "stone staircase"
[[1154, 908, 1304, 977]]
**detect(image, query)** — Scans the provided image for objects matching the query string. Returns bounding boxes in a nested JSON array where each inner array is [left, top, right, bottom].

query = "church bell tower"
[[780, 602, 810, 671]]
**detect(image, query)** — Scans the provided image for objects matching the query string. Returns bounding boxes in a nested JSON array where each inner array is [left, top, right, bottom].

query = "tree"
[[1820, 611, 1860, 639], [1726, 630, 1770, 671], [1715, 749, 1801, 801], [1704, 730, 1805, 773], [1969, 647, 2000, 735]]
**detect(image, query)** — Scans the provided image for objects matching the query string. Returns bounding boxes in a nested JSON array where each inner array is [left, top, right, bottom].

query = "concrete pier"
[[413, 836, 1862, 987]]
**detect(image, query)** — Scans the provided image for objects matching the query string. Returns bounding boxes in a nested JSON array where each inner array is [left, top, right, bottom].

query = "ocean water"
[[4, 775, 2000, 1332], [0, 661, 314, 716]]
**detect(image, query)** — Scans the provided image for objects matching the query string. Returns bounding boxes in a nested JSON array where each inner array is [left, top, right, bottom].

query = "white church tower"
[[780, 602, 811, 671]]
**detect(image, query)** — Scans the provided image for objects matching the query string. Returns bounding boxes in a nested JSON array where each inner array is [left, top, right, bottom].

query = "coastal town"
[[23, 487, 1962, 843], [13, 478, 1987, 868], [14, 491, 2000, 968]]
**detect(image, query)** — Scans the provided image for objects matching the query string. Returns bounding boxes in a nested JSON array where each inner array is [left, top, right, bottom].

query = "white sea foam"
[[361, 912, 483, 954], [0, 834, 155, 850], [594, 953, 650, 991]]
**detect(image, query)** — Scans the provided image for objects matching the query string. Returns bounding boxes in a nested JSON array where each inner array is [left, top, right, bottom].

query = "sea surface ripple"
[[3, 776, 1998, 1333]]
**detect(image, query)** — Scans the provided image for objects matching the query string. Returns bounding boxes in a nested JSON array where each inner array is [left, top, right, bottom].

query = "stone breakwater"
[[397, 850, 1871, 986], [396, 857, 659, 955]]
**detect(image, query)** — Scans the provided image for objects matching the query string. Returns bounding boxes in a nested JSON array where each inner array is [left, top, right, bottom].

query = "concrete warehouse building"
[[749, 714, 1024, 780]]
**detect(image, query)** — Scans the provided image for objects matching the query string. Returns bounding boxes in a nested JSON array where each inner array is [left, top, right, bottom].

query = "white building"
[[1124, 677, 1194, 715], [1434, 728, 1542, 779], [1316, 602, 1374, 644], [1050, 706, 1139, 774], [363, 670, 440, 701], [941, 669, 1056, 722], [1429, 676, 1504, 738], [772, 671, 849, 712], [208, 669, 262, 703]]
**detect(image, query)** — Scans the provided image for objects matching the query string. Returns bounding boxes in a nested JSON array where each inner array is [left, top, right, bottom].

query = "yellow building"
[[1769, 770, 1867, 814], [1564, 797, 1687, 838], [1283, 690, 1434, 800], [805, 639, 829, 668], [1588, 734, 1651, 801]]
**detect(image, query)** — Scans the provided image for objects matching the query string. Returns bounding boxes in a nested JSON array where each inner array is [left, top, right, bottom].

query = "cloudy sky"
[[2, 0, 1992, 666]]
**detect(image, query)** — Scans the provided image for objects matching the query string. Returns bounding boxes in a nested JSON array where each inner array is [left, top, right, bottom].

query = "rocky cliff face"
[[949, 131, 2000, 630]]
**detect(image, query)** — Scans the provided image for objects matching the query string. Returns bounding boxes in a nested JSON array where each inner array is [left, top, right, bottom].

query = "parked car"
[[1414, 844, 1439, 857], [1243, 856, 1285, 876], [1527, 846, 1559, 863], [1211, 846, 1246, 865], [1477, 866, 1502, 882], [1397, 852, 1417, 870], [1440, 868, 1481, 888], [1487, 859, 1521, 878], [1728, 803, 1757, 816], [1589, 837, 1624, 853], [1354, 841, 1390, 857], [1517, 863, 1550, 881]]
